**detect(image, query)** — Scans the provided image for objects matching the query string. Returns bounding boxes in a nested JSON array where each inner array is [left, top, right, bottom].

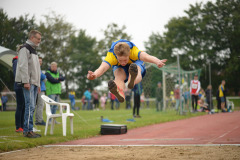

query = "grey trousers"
[[35, 91, 45, 123]]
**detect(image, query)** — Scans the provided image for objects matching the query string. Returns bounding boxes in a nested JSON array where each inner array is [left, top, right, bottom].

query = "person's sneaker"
[[222, 109, 227, 113], [15, 128, 23, 133], [35, 121, 46, 126], [128, 63, 138, 89], [108, 80, 125, 103], [136, 115, 142, 118], [23, 131, 41, 138]]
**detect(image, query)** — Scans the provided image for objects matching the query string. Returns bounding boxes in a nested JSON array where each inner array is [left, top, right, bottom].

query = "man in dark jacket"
[[12, 56, 25, 132], [45, 62, 65, 117]]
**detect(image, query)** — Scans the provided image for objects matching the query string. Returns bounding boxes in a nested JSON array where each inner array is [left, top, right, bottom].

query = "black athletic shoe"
[[23, 131, 41, 138], [128, 63, 138, 89], [108, 80, 125, 103], [35, 121, 46, 126]]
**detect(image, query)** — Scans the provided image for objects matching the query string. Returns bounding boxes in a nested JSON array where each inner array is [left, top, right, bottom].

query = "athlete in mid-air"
[[87, 39, 167, 102]]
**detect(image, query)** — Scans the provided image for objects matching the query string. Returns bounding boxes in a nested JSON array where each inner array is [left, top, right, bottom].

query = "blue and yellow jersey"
[[103, 39, 142, 67], [219, 85, 224, 97]]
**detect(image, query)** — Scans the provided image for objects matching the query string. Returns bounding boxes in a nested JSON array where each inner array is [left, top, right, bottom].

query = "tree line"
[[1, 0, 239, 97]]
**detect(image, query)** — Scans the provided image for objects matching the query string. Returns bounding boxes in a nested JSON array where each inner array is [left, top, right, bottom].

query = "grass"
[[0, 99, 239, 152]]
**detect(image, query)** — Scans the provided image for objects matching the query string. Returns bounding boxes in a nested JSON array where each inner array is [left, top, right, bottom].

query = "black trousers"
[[125, 96, 131, 109], [133, 94, 140, 116], [15, 87, 25, 129], [191, 95, 198, 111]]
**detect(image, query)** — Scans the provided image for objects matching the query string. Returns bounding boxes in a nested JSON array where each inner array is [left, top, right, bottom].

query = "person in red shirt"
[[109, 92, 116, 110], [174, 84, 180, 111], [190, 75, 201, 112]]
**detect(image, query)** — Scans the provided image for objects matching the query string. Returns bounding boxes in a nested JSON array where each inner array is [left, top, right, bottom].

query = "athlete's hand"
[[156, 59, 167, 68], [87, 71, 97, 80]]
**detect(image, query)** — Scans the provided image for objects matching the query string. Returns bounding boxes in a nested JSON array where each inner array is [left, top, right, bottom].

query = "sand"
[[1, 145, 240, 160]]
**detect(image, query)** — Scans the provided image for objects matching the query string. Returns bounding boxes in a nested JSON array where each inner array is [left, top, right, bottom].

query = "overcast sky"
[[1, 0, 215, 50]]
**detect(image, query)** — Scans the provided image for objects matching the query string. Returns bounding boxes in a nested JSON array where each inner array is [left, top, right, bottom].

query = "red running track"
[[58, 111, 240, 145]]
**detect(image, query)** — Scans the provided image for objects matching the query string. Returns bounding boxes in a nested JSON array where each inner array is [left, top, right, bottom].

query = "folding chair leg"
[[50, 118, 55, 135], [62, 116, 67, 136], [70, 117, 73, 135], [45, 118, 50, 136]]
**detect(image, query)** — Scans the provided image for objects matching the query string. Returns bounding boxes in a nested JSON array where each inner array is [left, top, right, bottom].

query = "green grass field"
[[0, 98, 239, 152]]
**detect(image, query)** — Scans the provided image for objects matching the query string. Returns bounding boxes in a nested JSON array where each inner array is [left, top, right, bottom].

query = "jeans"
[[48, 94, 60, 114], [35, 91, 45, 123], [86, 99, 91, 110], [15, 87, 25, 130], [22, 85, 38, 133], [70, 99, 75, 110], [175, 99, 180, 110]]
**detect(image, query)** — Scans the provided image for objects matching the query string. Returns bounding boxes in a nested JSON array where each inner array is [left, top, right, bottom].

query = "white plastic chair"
[[41, 95, 74, 136]]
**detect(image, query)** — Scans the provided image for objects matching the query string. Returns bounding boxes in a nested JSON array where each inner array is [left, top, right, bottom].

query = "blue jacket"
[[1, 96, 8, 104], [40, 71, 46, 91], [84, 90, 91, 100]]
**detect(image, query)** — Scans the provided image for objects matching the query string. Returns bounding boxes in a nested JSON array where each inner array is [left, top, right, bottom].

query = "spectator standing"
[[35, 57, 46, 126], [190, 74, 201, 112], [81, 95, 86, 110], [205, 85, 213, 110], [155, 82, 163, 111], [68, 90, 76, 110], [115, 98, 120, 110], [92, 90, 99, 110], [219, 80, 227, 112], [100, 93, 107, 110], [124, 88, 131, 109], [140, 92, 145, 108], [183, 87, 190, 111], [1, 93, 8, 111], [145, 94, 150, 109], [13, 53, 25, 132], [132, 82, 143, 118], [110, 92, 115, 110], [15, 30, 41, 138], [45, 62, 65, 122], [84, 89, 91, 110], [174, 84, 180, 111]]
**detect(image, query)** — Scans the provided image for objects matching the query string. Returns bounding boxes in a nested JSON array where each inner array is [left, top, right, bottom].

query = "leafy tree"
[[0, 8, 36, 51], [70, 29, 101, 94], [38, 12, 76, 96], [145, 0, 240, 95], [0, 9, 36, 91]]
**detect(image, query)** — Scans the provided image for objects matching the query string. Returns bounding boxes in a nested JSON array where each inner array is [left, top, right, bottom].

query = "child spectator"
[[81, 95, 86, 110], [1, 93, 8, 111], [100, 93, 107, 110]]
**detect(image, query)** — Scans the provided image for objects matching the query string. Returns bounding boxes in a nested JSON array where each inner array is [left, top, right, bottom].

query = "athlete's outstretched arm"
[[140, 51, 167, 68], [87, 62, 110, 80]]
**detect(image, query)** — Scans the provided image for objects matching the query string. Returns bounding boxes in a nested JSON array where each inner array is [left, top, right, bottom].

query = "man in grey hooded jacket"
[[15, 30, 41, 138]]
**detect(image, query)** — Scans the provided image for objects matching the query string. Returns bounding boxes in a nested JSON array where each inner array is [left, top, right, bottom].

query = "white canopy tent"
[[0, 46, 17, 70]]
